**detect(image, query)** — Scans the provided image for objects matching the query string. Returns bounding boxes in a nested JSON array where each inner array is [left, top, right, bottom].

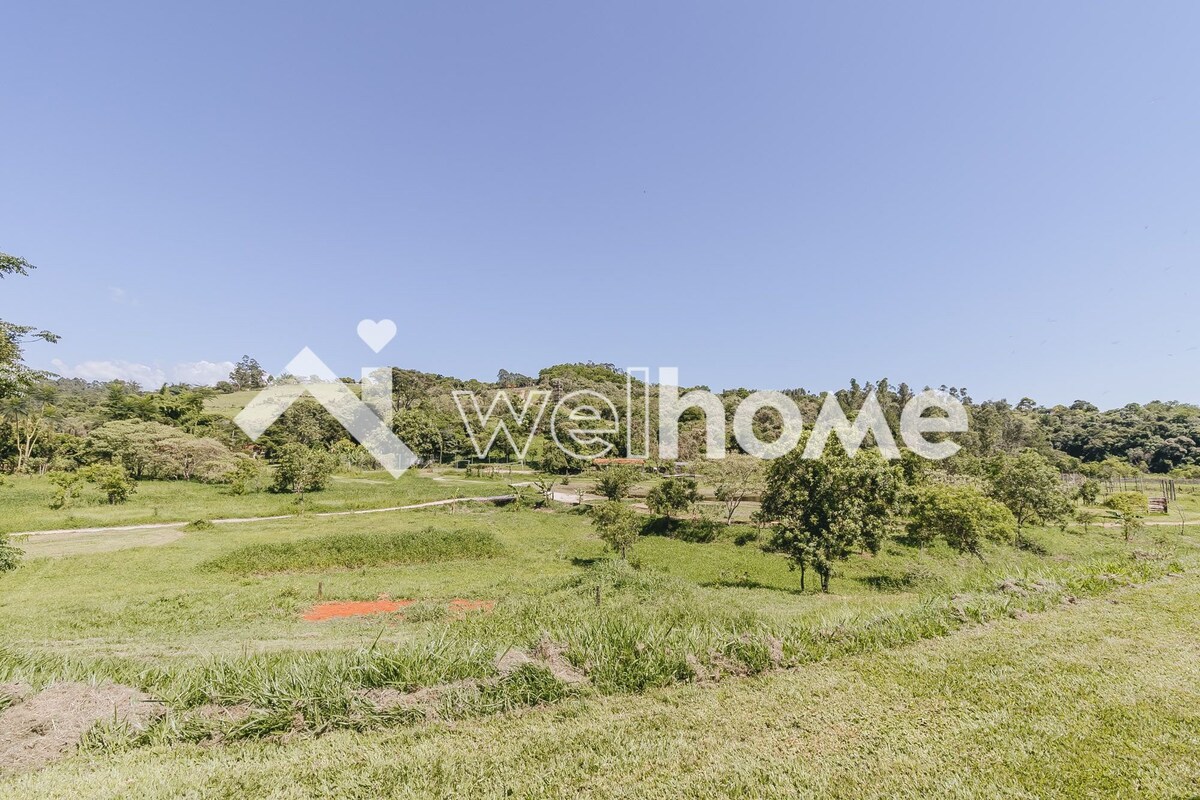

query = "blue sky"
[[2, 2, 1197, 406]]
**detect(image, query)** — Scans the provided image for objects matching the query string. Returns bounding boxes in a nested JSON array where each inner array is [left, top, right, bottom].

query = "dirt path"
[[9, 495, 517, 539]]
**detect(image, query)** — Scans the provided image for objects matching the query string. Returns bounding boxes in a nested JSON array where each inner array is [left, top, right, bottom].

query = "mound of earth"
[[0, 681, 163, 771]]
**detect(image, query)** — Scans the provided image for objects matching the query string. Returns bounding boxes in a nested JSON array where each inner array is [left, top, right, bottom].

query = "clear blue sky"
[[2, 2, 1197, 406]]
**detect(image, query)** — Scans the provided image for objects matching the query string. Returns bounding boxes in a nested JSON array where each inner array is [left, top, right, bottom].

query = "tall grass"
[[203, 527, 502, 573]]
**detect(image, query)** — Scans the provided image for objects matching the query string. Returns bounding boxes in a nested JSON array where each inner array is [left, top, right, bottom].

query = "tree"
[[986, 450, 1072, 546], [1, 250, 58, 401], [1105, 492, 1146, 542], [1075, 508, 1100, 535], [393, 409, 442, 464], [228, 356, 268, 391], [590, 501, 641, 560], [646, 477, 698, 521], [0, 252, 35, 277], [1076, 479, 1102, 505], [905, 483, 1015, 559], [271, 443, 337, 495], [3, 391, 55, 474], [496, 369, 534, 388], [81, 464, 136, 504], [595, 465, 639, 502], [86, 419, 237, 481], [760, 447, 902, 592], [700, 456, 763, 524]]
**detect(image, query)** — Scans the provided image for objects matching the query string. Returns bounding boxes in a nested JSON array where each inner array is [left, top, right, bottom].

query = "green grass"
[[4, 570, 1198, 798], [2, 481, 1199, 794], [200, 389, 268, 418], [0, 470, 515, 534], [203, 527, 503, 574]]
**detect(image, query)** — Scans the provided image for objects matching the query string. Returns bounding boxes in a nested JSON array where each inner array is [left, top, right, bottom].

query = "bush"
[[80, 464, 136, 505], [646, 477, 699, 520], [1105, 491, 1147, 542], [590, 501, 641, 560], [47, 470, 84, 509], [0, 533, 21, 573], [595, 466, 639, 502], [227, 458, 264, 495], [270, 444, 337, 495], [640, 516, 721, 543]]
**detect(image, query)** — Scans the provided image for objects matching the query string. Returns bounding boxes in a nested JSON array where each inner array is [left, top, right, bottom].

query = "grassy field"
[[4, 563, 1198, 797], [0, 470, 516, 534], [2, 470, 1198, 795]]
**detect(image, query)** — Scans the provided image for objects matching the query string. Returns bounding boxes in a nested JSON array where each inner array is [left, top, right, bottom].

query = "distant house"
[[591, 458, 647, 468]]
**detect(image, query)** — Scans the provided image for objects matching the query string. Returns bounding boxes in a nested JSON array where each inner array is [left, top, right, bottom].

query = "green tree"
[[81, 464, 136, 504], [271, 443, 337, 495], [590, 500, 641, 560], [393, 409, 442, 464], [1, 250, 58, 401], [760, 447, 902, 592], [1076, 479, 1102, 505], [906, 483, 1015, 559], [646, 477, 699, 521], [986, 450, 1072, 546], [700, 456, 763, 524], [1104, 492, 1147, 542], [1075, 508, 1100, 535], [228, 356, 268, 390], [86, 419, 237, 481], [595, 465, 639, 502]]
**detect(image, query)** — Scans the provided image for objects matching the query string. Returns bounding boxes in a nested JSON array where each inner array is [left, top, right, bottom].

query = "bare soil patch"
[[0, 681, 163, 771], [303, 597, 495, 621]]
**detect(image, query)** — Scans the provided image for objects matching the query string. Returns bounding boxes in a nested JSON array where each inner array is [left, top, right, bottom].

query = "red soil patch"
[[449, 599, 495, 614], [302, 597, 494, 621], [302, 599, 413, 621]]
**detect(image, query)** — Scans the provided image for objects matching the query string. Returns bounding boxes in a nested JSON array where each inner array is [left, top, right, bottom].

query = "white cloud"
[[170, 360, 235, 385], [51, 358, 235, 388], [108, 287, 137, 305]]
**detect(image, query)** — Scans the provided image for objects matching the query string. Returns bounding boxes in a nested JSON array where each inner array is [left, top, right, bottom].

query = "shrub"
[[1105, 491, 1147, 542], [80, 464, 136, 505], [590, 501, 641, 560], [646, 478, 698, 520], [227, 458, 264, 495], [270, 444, 337, 495], [595, 466, 639, 502], [906, 483, 1015, 558], [47, 470, 84, 509], [1076, 478, 1102, 505], [0, 533, 21, 573]]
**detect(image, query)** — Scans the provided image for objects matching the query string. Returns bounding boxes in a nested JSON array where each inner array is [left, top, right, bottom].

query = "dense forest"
[[3, 251, 1198, 484], [2, 363, 1198, 483]]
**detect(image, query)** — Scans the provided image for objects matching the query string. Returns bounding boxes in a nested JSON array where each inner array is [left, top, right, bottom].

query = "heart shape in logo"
[[357, 319, 397, 353]]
